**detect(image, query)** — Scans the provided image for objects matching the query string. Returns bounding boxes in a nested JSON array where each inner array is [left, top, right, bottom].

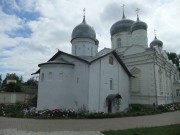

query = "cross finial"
[[154, 29, 157, 39], [136, 8, 140, 21], [122, 4, 126, 19], [83, 8, 86, 23], [83, 8, 85, 19]]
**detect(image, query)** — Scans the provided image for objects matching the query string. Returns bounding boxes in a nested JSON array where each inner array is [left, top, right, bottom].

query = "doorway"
[[108, 100, 112, 113]]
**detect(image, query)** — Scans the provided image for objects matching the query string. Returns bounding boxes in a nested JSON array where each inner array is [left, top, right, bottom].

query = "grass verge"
[[102, 124, 180, 135]]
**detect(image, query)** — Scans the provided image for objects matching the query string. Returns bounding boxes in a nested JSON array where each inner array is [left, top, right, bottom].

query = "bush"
[[0, 102, 180, 119], [28, 95, 37, 107]]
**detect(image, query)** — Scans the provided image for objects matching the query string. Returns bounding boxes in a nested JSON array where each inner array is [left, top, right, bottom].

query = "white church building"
[[33, 8, 180, 113]]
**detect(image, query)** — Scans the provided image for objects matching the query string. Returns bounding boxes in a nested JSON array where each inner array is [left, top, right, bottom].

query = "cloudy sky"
[[0, 0, 180, 81]]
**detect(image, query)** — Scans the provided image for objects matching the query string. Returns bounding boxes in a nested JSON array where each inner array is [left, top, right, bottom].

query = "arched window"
[[117, 38, 121, 48], [59, 72, 63, 81], [75, 46, 76, 55], [109, 56, 113, 65], [41, 73, 44, 82], [48, 72, 52, 80], [176, 89, 180, 96], [91, 47, 93, 56]]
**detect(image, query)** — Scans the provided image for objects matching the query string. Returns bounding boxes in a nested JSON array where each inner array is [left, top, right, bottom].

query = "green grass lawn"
[[102, 124, 180, 135]]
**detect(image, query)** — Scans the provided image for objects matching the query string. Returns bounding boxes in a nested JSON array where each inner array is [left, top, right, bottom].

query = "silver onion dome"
[[150, 36, 163, 48], [131, 17, 147, 32], [71, 18, 96, 41]]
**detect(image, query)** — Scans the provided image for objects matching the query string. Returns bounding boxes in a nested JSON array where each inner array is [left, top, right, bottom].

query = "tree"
[[24, 77, 38, 86], [5, 82, 21, 92], [0, 74, 2, 88], [167, 52, 180, 72], [2, 73, 23, 92]]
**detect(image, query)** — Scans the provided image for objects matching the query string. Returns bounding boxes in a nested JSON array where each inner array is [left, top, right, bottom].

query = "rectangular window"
[[110, 79, 113, 90]]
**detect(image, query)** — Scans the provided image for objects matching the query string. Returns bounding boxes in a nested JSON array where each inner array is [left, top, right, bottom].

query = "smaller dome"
[[131, 18, 147, 32], [150, 36, 163, 48], [71, 18, 96, 41]]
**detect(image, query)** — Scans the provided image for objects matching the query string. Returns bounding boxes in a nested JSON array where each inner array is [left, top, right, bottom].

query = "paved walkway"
[[0, 110, 180, 135]]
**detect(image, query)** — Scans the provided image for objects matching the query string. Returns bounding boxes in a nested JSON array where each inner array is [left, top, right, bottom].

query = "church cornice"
[[154, 51, 177, 71], [122, 51, 154, 64]]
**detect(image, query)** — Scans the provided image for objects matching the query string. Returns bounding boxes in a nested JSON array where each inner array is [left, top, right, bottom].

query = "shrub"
[[0, 102, 180, 119]]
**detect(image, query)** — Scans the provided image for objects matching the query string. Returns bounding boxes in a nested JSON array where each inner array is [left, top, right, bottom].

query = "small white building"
[[34, 8, 180, 113], [7, 79, 17, 84]]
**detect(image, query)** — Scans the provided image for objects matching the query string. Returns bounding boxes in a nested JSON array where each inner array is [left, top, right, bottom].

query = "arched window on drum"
[[117, 38, 121, 48]]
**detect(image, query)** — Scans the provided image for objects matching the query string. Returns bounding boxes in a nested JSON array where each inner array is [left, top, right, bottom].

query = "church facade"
[[109, 11, 179, 105], [34, 9, 180, 113]]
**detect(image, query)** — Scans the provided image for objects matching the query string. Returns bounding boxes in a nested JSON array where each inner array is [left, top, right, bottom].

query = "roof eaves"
[[90, 51, 113, 63], [38, 62, 74, 67], [49, 50, 90, 64], [112, 51, 133, 77], [31, 69, 40, 75]]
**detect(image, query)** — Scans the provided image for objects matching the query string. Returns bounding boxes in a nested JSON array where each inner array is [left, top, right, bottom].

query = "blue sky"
[[0, 0, 180, 81], [1, 0, 40, 39]]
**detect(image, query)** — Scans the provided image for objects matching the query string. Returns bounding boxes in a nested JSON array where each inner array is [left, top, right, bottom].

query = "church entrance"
[[108, 100, 112, 113], [106, 94, 122, 113]]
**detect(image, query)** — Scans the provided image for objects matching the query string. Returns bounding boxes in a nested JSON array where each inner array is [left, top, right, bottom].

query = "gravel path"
[[0, 110, 180, 134], [0, 129, 103, 135]]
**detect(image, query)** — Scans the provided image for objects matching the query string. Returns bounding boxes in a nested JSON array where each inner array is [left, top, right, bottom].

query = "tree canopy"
[[1, 73, 23, 92], [167, 52, 180, 72], [24, 77, 38, 86]]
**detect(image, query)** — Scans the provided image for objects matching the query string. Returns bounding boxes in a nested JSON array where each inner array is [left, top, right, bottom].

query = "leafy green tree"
[[167, 52, 180, 72], [5, 82, 22, 92], [0, 74, 2, 88], [24, 77, 38, 86], [2, 73, 23, 92]]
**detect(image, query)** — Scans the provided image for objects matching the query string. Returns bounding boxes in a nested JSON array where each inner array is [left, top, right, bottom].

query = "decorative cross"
[[83, 8, 85, 18], [122, 4, 125, 19], [136, 8, 140, 17], [154, 29, 157, 37], [122, 4, 125, 11]]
